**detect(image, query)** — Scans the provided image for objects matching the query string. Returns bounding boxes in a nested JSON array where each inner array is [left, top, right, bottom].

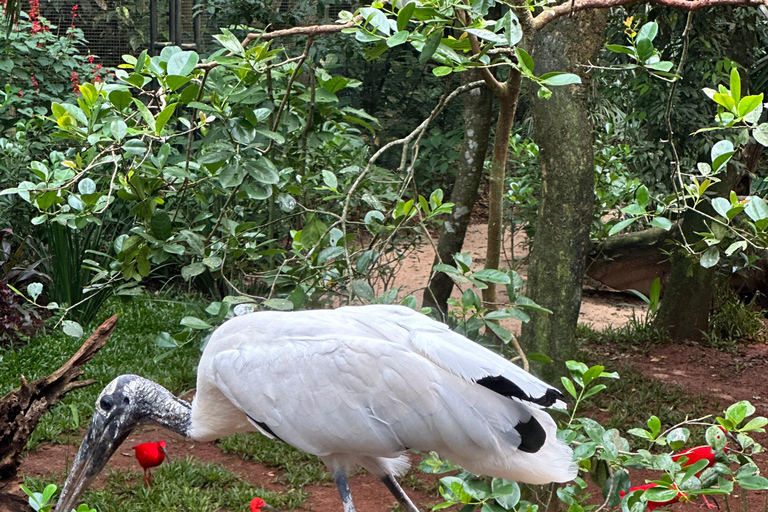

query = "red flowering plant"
[[0, 1, 108, 120]]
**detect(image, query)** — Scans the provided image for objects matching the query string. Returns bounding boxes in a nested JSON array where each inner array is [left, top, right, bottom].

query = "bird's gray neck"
[[130, 378, 192, 437]]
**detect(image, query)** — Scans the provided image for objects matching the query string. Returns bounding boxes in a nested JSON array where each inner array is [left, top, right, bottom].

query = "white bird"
[[56, 305, 576, 512]]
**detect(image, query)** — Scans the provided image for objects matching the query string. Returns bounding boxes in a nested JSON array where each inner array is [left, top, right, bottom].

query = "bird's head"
[[56, 375, 189, 512], [158, 440, 167, 453]]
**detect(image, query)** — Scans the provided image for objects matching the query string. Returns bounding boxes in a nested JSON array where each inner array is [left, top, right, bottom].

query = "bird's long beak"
[[56, 409, 136, 512]]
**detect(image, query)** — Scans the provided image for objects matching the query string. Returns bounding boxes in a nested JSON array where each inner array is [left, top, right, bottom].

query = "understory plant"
[[0, 29, 461, 337], [421, 361, 767, 512]]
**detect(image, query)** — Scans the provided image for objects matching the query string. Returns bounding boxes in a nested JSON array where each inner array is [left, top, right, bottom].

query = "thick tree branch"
[[245, 17, 361, 44], [533, 0, 766, 30]]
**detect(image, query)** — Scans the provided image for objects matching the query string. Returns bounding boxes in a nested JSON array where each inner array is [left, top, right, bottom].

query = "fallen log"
[[585, 227, 672, 296], [0, 315, 118, 498]]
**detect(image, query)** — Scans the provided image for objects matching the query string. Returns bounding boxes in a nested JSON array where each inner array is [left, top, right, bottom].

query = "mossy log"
[[585, 227, 673, 296]]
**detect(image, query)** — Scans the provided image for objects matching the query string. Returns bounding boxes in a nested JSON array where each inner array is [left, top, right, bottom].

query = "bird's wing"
[[209, 336, 452, 458], [344, 305, 566, 408]]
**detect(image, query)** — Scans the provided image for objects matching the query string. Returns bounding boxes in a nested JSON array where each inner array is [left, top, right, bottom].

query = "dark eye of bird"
[[100, 397, 113, 411], [123, 397, 130, 405]]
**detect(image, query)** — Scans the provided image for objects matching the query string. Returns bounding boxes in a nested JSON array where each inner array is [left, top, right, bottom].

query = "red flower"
[[70, 71, 80, 94], [17, 90, 23, 97], [30, 72, 39, 89], [88, 55, 94, 63], [70, 3, 78, 28], [28, 0, 46, 33]]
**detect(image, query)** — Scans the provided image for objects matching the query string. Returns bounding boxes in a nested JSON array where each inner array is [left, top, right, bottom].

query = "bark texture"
[[520, 10, 607, 379], [654, 167, 742, 341], [0, 315, 118, 490], [425, 71, 494, 315]]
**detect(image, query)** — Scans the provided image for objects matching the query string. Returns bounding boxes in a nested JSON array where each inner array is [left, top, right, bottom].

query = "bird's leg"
[[381, 474, 421, 512], [144, 468, 152, 490], [333, 470, 357, 512], [703, 496, 719, 509]]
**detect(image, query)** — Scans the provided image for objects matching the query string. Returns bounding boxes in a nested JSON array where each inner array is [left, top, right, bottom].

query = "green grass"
[[575, 317, 669, 352], [0, 294, 205, 450], [218, 433, 332, 487], [25, 456, 307, 512]]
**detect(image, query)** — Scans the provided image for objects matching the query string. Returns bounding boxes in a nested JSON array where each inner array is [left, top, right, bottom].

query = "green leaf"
[[608, 216, 640, 236], [396, 2, 415, 31], [496, 10, 522, 47], [560, 376, 577, 398], [647, 415, 661, 437], [263, 298, 294, 311], [485, 321, 512, 343], [738, 93, 763, 118], [737, 475, 768, 491], [433, 66, 452, 77], [711, 140, 735, 172], [133, 98, 156, 132], [27, 283, 42, 302], [78, 178, 96, 195], [491, 479, 520, 509], [726, 400, 755, 425], [606, 44, 635, 55], [741, 416, 768, 431], [635, 185, 649, 209], [582, 365, 604, 386], [110, 119, 127, 141], [472, 269, 510, 284], [351, 279, 375, 302], [155, 332, 179, 348], [107, 89, 133, 111], [154, 102, 177, 135], [754, 123, 768, 146], [515, 48, 534, 74], [706, 425, 728, 450], [387, 30, 409, 47], [745, 196, 768, 222], [419, 31, 442, 65], [463, 28, 506, 44], [166, 50, 199, 76], [637, 21, 658, 42], [627, 428, 652, 440], [582, 384, 607, 398], [730, 67, 741, 106], [180, 316, 213, 330], [181, 262, 206, 280], [644, 486, 679, 502], [249, 158, 280, 185], [539, 72, 581, 86], [321, 170, 338, 189], [62, 320, 84, 338], [650, 217, 673, 230], [214, 28, 244, 55], [151, 211, 172, 240], [667, 427, 690, 450], [712, 197, 731, 219], [700, 246, 720, 269]]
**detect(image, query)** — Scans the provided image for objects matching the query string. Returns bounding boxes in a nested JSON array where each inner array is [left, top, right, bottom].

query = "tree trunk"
[[424, 71, 494, 315], [520, 10, 607, 379], [481, 74, 521, 309]]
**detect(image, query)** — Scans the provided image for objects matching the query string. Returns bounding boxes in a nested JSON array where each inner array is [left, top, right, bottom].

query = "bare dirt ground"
[[9, 223, 768, 511]]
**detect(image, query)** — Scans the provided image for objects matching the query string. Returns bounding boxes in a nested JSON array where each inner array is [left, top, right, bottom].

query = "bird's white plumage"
[[190, 305, 576, 484]]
